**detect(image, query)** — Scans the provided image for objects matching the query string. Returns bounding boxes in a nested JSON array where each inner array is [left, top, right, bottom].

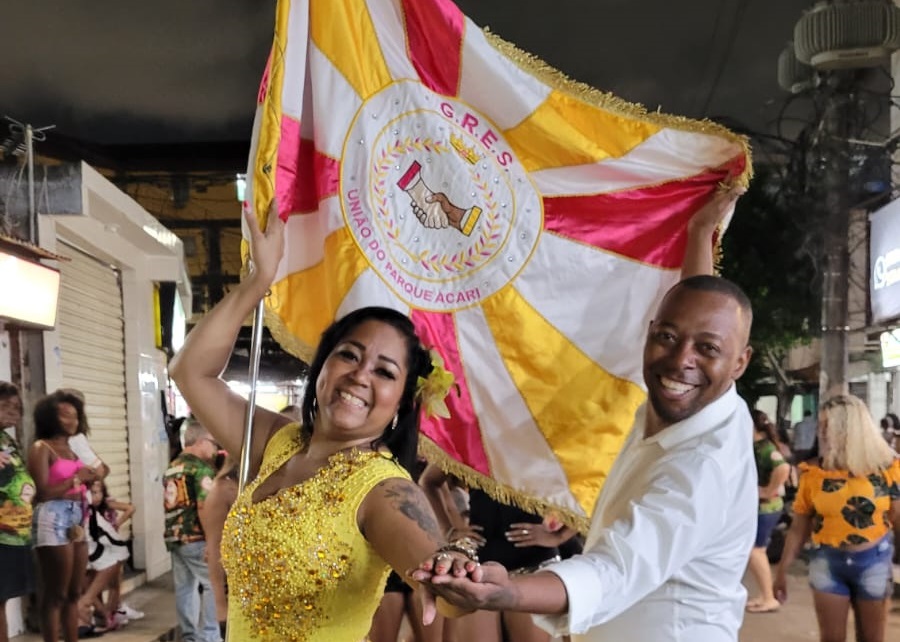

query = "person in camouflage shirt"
[[0, 382, 36, 642], [163, 418, 219, 642]]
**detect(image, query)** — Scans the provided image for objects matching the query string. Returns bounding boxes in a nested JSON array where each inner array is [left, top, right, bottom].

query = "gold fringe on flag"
[[265, 305, 315, 363], [482, 28, 753, 189], [419, 436, 592, 535]]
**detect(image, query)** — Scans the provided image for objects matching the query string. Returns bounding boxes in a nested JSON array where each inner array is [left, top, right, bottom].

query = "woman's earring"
[[390, 415, 398, 431], [311, 398, 318, 422]]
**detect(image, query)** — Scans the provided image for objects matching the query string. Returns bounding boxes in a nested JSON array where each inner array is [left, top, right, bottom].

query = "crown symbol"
[[450, 134, 480, 165]]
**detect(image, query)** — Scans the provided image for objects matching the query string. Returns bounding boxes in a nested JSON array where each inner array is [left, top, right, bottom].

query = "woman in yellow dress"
[[170, 209, 474, 642]]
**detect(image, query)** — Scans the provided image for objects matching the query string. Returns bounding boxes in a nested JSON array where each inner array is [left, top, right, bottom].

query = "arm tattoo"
[[379, 479, 442, 541]]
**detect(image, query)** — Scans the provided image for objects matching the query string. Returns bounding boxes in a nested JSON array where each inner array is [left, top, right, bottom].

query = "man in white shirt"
[[415, 275, 757, 642]]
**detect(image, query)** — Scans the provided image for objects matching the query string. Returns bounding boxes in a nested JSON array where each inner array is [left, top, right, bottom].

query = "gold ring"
[[522, 529, 529, 536]]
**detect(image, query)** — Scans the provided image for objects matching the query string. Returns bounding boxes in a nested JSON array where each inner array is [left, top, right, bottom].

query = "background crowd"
[[0, 385, 144, 642]]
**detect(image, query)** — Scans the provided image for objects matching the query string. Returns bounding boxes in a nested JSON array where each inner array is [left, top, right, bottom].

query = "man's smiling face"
[[642, 285, 751, 434]]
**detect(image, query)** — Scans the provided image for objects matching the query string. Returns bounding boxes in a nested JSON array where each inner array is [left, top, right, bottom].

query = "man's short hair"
[[675, 275, 752, 318], [182, 418, 209, 446], [664, 275, 753, 346]]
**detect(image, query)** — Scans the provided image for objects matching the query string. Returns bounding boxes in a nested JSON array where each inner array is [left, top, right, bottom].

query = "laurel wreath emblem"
[[371, 137, 504, 276]]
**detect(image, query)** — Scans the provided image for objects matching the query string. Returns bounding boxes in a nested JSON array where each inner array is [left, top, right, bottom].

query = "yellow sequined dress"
[[221, 423, 410, 641]]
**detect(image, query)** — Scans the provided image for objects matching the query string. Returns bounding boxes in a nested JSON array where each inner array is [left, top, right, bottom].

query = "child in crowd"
[[78, 480, 140, 635]]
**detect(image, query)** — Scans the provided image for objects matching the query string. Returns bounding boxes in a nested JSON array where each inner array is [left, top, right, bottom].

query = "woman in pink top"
[[26, 391, 99, 642]]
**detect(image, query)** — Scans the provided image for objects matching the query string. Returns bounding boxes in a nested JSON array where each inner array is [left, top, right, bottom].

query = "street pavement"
[[11, 564, 900, 641], [11, 574, 177, 642], [740, 562, 900, 641]]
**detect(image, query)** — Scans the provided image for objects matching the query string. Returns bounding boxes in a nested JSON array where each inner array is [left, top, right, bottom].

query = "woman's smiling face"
[[314, 319, 408, 442]]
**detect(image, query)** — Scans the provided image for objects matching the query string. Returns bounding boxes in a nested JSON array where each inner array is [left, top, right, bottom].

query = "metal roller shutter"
[[57, 241, 131, 537]]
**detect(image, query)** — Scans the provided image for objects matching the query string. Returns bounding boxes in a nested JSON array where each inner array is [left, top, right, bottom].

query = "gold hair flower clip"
[[416, 349, 459, 419]]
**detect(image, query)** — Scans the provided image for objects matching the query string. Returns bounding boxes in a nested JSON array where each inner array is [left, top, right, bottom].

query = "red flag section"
[[543, 159, 744, 268], [411, 309, 491, 475], [277, 129, 340, 215], [401, 0, 465, 96]]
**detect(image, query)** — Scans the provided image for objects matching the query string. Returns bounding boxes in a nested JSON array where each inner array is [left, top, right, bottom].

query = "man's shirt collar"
[[642, 385, 738, 450]]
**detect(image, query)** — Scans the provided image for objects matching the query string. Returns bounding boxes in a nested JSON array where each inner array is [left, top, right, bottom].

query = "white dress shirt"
[[534, 385, 757, 641]]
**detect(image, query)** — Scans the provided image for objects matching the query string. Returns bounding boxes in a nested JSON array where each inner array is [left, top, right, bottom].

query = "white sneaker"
[[117, 603, 145, 620], [111, 612, 130, 628]]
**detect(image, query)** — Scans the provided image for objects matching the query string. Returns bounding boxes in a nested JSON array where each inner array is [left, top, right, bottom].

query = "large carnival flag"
[[243, 0, 751, 530]]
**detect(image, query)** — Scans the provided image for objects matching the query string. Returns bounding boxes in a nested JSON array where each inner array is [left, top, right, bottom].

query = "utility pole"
[[818, 71, 855, 398], [2, 116, 55, 243], [25, 124, 36, 243], [782, 0, 900, 402]]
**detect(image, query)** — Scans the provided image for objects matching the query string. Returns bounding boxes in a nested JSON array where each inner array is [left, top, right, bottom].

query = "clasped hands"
[[410, 192, 468, 232], [409, 551, 515, 623]]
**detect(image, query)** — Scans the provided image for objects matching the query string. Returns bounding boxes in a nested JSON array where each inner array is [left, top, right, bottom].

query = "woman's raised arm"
[[169, 206, 289, 476]]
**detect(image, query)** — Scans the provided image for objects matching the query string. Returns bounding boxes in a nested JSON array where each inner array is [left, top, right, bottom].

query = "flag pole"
[[225, 298, 266, 642], [226, 299, 264, 642], [237, 299, 266, 493]]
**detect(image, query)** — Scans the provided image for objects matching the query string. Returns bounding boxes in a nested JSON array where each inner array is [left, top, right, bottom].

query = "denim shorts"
[[31, 499, 86, 547], [807, 536, 894, 600], [755, 510, 782, 548]]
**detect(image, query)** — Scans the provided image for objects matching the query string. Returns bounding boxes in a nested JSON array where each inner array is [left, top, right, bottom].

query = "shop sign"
[[882, 329, 900, 369], [871, 201, 900, 324], [0, 250, 60, 328]]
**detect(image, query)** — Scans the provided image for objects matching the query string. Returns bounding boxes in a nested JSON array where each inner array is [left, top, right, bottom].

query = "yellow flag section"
[[504, 90, 662, 173], [251, 0, 292, 228], [239, 0, 290, 289], [481, 285, 645, 516], [267, 228, 368, 353], [310, 0, 391, 102]]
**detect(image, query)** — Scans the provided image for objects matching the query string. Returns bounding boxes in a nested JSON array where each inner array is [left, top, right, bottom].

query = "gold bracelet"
[[437, 537, 480, 563]]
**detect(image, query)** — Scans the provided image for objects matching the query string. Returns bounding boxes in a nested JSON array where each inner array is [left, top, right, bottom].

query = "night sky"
[[2, 0, 813, 146]]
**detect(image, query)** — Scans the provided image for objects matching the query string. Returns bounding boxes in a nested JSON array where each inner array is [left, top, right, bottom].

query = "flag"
[[243, 0, 750, 530]]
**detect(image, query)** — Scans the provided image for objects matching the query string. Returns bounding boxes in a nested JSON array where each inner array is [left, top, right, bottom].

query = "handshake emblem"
[[397, 161, 482, 236]]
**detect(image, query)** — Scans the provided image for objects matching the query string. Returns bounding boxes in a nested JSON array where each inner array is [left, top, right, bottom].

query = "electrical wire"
[[697, 0, 751, 117]]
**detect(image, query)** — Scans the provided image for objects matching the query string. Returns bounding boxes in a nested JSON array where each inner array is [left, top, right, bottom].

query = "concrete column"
[[121, 267, 172, 580]]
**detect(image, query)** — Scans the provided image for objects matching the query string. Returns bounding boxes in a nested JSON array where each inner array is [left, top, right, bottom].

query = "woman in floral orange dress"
[[774, 395, 900, 642]]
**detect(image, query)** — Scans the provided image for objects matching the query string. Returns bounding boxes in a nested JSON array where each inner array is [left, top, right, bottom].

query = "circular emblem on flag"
[[340, 81, 542, 312]]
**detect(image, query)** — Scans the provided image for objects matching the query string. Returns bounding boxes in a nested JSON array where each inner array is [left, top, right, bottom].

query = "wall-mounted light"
[[0, 251, 60, 328]]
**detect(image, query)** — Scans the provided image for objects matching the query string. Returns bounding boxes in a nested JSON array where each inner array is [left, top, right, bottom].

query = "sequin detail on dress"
[[221, 424, 409, 642]]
